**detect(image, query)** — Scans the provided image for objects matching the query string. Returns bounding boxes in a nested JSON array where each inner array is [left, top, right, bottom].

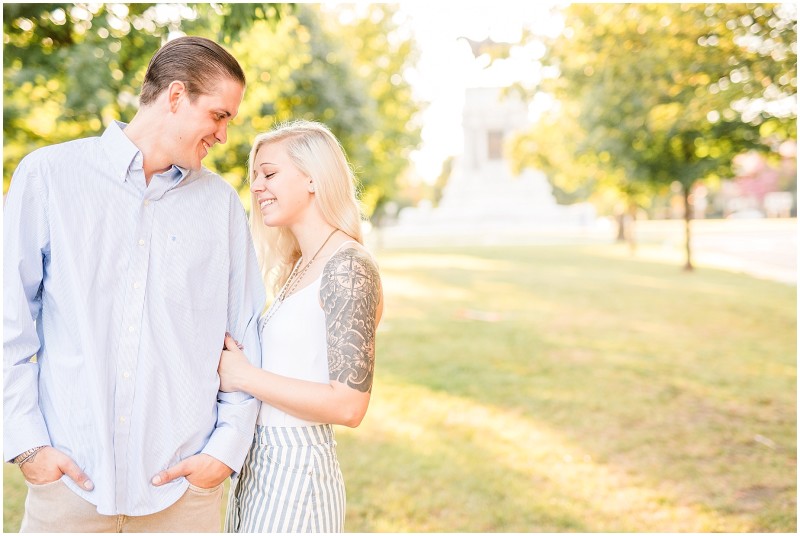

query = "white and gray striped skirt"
[[224, 424, 346, 533]]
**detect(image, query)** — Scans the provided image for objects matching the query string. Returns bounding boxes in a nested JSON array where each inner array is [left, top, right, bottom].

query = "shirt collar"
[[100, 121, 190, 184], [100, 121, 139, 182], [171, 164, 190, 184]]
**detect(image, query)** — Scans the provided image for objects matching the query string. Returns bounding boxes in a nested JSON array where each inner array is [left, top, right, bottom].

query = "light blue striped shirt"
[[4, 121, 266, 516]]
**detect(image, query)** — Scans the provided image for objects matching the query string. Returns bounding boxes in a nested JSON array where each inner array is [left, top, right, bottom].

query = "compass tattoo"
[[320, 247, 381, 393]]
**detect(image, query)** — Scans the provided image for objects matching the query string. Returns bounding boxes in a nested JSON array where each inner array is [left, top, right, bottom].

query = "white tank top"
[[256, 241, 360, 427]]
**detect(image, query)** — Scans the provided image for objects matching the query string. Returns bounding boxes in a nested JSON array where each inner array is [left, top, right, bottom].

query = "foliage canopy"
[[3, 3, 423, 218], [507, 3, 797, 267]]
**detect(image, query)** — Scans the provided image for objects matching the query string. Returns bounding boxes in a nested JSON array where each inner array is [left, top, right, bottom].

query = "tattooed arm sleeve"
[[320, 247, 382, 393]]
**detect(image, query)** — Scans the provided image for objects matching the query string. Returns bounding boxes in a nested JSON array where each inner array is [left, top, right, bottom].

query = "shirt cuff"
[[218, 390, 253, 405], [4, 416, 51, 463], [201, 425, 255, 478]]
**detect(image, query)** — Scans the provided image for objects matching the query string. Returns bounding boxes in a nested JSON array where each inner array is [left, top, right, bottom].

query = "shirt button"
[[119, 416, 127, 423], [133, 282, 141, 289], [143, 200, 151, 207], [123, 371, 131, 379], [138, 239, 145, 246], [128, 325, 135, 333]]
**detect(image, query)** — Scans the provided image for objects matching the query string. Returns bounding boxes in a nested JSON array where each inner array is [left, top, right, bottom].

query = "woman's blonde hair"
[[248, 120, 364, 296]]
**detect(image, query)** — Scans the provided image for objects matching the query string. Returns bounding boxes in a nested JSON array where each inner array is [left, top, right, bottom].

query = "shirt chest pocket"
[[161, 234, 227, 313]]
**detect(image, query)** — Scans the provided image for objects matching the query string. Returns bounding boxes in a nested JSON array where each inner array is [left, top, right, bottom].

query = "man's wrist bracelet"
[[12, 446, 47, 467]]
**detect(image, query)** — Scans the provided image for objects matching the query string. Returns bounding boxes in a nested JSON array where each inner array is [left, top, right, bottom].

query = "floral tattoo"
[[320, 248, 381, 393]]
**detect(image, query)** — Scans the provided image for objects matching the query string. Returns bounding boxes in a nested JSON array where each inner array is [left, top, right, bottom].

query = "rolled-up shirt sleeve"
[[4, 158, 53, 461], [201, 193, 265, 475]]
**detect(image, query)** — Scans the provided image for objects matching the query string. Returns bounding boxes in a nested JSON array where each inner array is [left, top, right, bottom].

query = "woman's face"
[[251, 140, 315, 228]]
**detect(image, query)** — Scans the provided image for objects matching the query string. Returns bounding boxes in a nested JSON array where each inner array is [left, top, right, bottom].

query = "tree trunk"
[[683, 187, 693, 271], [615, 211, 626, 242], [626, 201, 637, 254]]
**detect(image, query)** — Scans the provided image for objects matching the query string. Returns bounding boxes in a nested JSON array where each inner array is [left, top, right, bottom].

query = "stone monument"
[[398, 87, 593, 230]]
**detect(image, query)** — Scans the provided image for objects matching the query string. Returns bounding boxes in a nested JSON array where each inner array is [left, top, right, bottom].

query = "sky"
[[96, 2, 562, 186], [395, 1, 564, 183]]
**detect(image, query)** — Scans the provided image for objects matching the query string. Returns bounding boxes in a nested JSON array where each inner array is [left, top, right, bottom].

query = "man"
[[4, 36, 265, 532]]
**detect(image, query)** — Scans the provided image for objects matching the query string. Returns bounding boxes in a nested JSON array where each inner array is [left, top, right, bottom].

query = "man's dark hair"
[[139, 36, 245, 106]]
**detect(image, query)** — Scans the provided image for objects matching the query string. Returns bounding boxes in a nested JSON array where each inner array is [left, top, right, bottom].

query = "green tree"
[[207, 3, 423, 217], [508, 98, 647, 249], [511, 3, 797, 269], [3, 3, 283, 192], [432, 155, 455, 207], [199, 5, 376, 201], [4, 3, 424, 219], [322, 4, 423, 220], [4, 4, 159, 191]]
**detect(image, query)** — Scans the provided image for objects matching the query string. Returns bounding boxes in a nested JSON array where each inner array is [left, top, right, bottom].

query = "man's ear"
[[167, 80, 187, 113]]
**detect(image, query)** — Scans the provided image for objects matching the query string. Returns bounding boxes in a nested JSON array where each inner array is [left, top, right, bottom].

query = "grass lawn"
[[4, 244, 796, 532]]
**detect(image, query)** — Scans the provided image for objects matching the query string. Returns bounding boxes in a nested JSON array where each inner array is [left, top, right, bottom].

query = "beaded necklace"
[[262, 228, 339, 325]]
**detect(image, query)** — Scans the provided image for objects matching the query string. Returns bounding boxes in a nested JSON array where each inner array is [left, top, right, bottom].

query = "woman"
[[219, 120, 383, 533]]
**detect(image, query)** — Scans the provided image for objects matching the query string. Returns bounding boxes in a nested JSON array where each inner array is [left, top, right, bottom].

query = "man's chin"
[[192, 152, 209, 170]]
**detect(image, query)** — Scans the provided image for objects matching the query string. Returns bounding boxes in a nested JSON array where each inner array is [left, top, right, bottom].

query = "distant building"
[[398, 87, 593, 229], [715, 143, 797, 218]]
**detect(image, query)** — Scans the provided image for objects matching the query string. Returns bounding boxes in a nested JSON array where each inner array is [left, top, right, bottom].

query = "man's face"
[[171, 77, 244, 171]]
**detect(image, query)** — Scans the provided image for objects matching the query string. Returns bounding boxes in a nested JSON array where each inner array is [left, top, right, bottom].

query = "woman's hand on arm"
[[218, 335, 253, 393], [218, 246, 383, 428]]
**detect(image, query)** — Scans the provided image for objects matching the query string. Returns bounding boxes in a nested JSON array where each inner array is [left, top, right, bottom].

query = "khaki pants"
[[19, 478, 222, 533]]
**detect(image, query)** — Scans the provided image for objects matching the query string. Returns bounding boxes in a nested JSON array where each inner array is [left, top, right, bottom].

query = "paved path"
[[373, 218, 797, 285], [633, 219, 796, 285]]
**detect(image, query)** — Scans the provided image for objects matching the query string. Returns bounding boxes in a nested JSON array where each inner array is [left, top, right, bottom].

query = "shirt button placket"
[[114, 197, 155, 509]]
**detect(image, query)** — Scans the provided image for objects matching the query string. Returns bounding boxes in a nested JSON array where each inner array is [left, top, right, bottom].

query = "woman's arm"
[[219, 346, 369, 427], [219, 247, 383, 428]]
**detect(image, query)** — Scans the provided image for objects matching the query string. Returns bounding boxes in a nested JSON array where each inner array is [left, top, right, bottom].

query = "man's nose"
[[215, 124, 228, 145]]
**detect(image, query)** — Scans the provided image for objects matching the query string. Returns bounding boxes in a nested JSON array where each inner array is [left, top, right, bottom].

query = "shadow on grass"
[[337, 373, 759, 532], [373, 244, 796, 531], [3, 245, 794, 532], [336, 423, 591, 532]]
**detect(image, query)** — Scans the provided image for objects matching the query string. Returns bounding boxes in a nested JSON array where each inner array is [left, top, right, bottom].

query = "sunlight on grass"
[[380, 272, 474, 302], [3, 467, 26, 532], [344, 377, 728, 532], [338, 244, 795, 532], [4, 244, 794, 532], [379, 253, 517, 272]]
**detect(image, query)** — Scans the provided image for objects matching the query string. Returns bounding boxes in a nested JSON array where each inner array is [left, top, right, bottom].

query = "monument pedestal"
[[397, 87, 595, 231]]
